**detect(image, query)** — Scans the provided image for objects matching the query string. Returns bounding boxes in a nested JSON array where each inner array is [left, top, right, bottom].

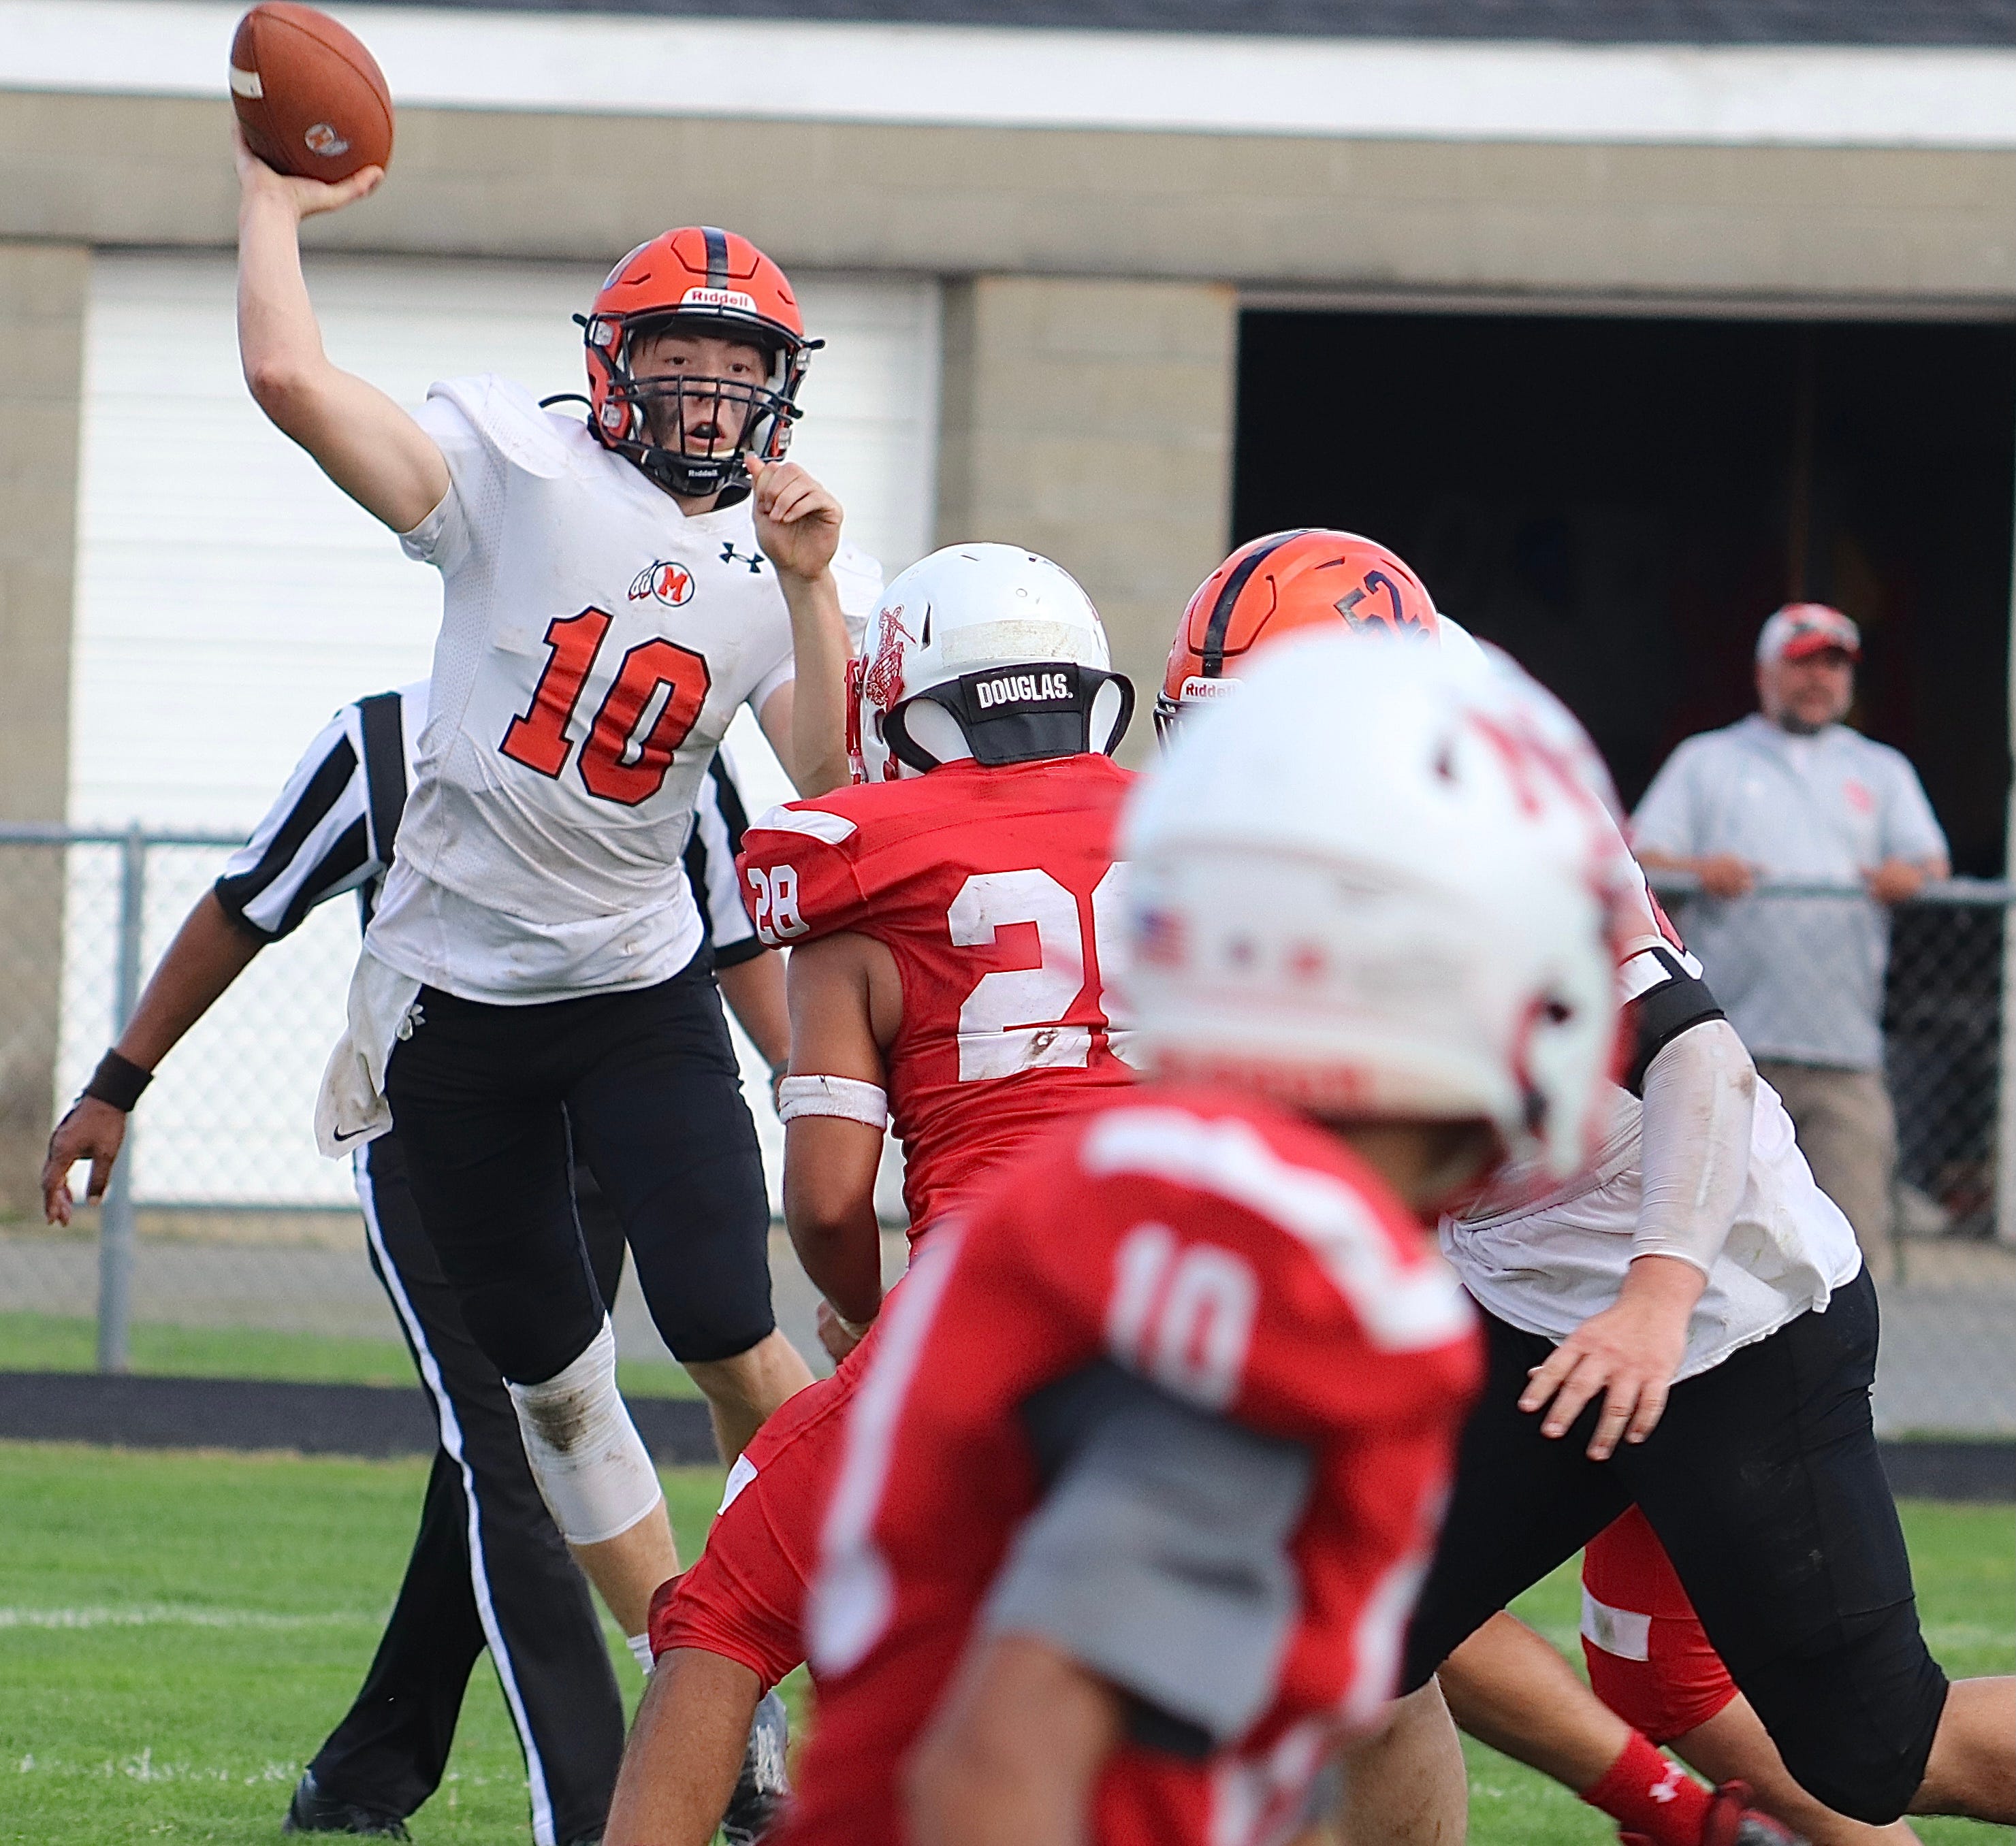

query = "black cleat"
[[720, 1690, 791, 1845], [1703, 1781, 1807, 1846], [282, 1770, 413, 1839]]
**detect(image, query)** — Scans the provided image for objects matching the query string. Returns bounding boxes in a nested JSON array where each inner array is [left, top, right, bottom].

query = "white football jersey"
[[1447, 845, 1862, 1380], [366, 374, 879, 1003]]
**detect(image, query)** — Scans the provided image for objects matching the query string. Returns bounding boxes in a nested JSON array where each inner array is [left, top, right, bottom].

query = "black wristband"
[[82, 1049, 153, 1114]]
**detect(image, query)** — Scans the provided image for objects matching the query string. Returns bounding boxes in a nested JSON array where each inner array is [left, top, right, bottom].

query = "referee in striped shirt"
[[42, 681, 790, 1845]]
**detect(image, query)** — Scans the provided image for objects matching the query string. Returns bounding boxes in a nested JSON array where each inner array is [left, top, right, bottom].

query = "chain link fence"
[[0, 825, 871, 1380], [2, 829, 2012, 1434], [1647, 873, 2016, 1436], [1646, 875, 2013, 1252]]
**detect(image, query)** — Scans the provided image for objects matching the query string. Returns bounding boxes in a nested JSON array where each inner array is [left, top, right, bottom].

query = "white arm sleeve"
[[1632, 1017, 1756, 1276]]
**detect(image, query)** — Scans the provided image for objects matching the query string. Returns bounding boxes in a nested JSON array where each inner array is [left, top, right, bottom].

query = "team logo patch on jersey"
[[630, 560, 697, 606]]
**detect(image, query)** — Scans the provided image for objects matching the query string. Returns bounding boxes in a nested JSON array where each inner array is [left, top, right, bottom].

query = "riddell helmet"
[[848, 545, 1134, 784], [581, 227, 817, 499], [1157, 529, 1439, 739], [1123, 633, 1629, 1183]]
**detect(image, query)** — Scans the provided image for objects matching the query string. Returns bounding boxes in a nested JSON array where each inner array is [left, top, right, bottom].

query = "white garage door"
[[64, 249, 939, 1207]]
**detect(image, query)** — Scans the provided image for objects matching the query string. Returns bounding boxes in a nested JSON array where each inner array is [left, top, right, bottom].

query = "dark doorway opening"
[[1234, 311, 2015, 873]]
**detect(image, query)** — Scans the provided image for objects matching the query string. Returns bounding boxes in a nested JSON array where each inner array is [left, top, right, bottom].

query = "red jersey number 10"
[[500, 606, 712, 807]]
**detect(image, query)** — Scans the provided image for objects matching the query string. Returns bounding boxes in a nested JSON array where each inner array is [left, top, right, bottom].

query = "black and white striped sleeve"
[[212, 707, 381, 942], [685, 754, 769, 969]]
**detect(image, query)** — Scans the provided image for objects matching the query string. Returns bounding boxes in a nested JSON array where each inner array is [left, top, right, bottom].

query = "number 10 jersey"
[[369, 372, 879, 1004], [737, 754, 1136, 1236]]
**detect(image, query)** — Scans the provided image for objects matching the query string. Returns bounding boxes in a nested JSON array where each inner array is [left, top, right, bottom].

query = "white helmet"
[[1436, 616, 1627, 826], [848, 543, 1134, 783], [1121, 632, 1629, 1182]]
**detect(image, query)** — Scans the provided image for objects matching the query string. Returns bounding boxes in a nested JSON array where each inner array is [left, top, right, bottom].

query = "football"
[[229, 3, 394, 183]]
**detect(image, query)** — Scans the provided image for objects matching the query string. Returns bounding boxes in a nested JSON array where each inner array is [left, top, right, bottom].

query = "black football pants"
[[1401, 1268, 1949, 1825], [382, 953, 776, 1384], [306, 1131, 626, 1845]]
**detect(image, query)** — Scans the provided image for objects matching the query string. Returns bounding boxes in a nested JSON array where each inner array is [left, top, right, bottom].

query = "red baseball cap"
[[1757, 602, 1861, 665]]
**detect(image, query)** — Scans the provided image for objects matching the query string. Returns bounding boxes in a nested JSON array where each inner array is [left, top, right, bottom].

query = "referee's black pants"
[[306, 1132, 626, 1845]]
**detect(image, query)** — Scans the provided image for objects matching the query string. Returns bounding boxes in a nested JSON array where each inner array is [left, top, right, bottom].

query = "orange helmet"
[[1156, 529, 1440, 739], [579, 227, 817, 498]]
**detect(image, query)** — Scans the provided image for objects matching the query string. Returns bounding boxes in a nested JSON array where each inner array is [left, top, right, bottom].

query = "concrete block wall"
[[935, 275, 1237, 761], [0, 239, 87, 1218], [9, 95, 2016, 304]]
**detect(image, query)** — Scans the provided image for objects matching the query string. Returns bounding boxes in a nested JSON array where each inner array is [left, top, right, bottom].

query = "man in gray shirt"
[[1631, 602, 1949, 1271]]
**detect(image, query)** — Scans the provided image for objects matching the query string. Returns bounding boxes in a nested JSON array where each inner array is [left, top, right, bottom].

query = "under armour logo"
[[721, 543, 767, 574], [1649, 1765, 1686, 1805], [396, 1002, 426, 1042]]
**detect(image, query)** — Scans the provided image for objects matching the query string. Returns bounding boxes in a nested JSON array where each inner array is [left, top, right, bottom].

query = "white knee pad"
[[507, 1318, 662, 1547]]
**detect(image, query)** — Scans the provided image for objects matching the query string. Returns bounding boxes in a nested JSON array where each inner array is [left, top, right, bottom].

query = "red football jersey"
[[737, 754, 1136, 1235], [776, 1087, 1482, 1846]]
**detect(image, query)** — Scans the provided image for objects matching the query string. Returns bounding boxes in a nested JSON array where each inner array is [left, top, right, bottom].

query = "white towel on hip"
[[314, 950, 423, 1157]]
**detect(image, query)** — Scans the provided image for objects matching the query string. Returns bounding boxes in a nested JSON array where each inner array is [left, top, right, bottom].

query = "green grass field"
[[0, 1442, 2008, 1845], [0, 1312, 701, 1397]]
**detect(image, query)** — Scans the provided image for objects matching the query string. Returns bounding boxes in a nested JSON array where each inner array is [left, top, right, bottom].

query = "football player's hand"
[[1863, 858, 1929, 905], [233, 123, 383, 222], [1694, 854, 1756, 900], [40, 1099, 127, 1228], [816, 1299, 867, 1365], [748, 457, 842, 581], [1519, 1254, 1700, 1460]]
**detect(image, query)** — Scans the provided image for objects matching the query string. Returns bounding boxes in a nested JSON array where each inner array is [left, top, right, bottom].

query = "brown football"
[[230, 3, 393, 183]]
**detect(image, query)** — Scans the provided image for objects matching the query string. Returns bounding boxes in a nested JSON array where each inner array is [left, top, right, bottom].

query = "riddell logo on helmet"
[[630, 561, 695, 606], [1179, 676, 1239, 703], [681, 286, 759, 313]]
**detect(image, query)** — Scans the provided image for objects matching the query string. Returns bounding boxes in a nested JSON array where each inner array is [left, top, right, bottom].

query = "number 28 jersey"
[[737, 754, 1136, 1236], [369, 373, 879, 1004]]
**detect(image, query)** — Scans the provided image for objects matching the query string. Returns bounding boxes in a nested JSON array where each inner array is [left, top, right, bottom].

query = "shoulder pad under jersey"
[[422, 374, 579, 481]]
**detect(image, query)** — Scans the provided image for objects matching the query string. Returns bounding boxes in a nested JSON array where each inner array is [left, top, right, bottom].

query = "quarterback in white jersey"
[[235, 140, 865, 1656], [376, 369, 880, 1001]]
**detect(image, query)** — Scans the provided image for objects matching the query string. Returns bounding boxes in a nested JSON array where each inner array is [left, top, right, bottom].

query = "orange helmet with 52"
[[1156, 529, 1440, 739]]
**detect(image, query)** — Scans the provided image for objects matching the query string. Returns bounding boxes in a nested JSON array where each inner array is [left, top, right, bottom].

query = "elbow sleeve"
[[1633, 1018, 1756, 1276], [1620, 945, 1725, 1096]]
